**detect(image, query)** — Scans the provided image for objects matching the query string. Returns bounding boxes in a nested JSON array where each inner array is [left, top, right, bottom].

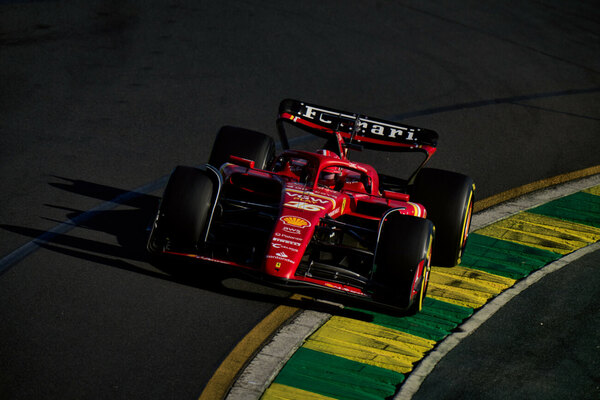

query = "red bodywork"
[[164, 149, 426, 299], [152, 99, 440, 306]]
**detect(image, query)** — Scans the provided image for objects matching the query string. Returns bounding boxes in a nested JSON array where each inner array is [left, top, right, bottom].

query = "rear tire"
[[410, 168, 474, 267], [208, 126, 275, 170], [372, 213, 434, 314], [158, 166, 214, 247]]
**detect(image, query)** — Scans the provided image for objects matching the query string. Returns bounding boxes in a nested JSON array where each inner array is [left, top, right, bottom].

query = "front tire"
[[156, 166, 215, 248], [372, 213, 434, 314]]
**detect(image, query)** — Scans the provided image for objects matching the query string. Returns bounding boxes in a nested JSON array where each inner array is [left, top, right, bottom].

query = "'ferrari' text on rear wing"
[[277, 99, 438, 153]]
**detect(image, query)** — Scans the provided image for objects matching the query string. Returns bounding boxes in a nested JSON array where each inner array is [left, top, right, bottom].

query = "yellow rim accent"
[[417, 233, 434, 311], [457, 187, 474, 263]]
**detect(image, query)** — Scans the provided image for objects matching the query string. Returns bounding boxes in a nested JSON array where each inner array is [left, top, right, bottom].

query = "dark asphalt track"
[[414, 248, 600, 400], [1, 1, 598, 399]]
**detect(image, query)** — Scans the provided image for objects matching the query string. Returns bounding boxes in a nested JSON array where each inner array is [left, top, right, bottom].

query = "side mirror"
[[229, 155, 256, 169], [383, 190, 409, 202]]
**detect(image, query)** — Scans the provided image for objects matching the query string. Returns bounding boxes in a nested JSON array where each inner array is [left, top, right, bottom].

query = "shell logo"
[[280, 216, 311, 228]]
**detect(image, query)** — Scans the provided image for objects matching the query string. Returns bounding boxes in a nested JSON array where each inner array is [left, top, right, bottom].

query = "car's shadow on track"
[[1, 176, 376, 321]]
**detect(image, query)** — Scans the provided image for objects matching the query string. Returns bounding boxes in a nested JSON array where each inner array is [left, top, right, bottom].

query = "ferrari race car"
[[147, 99, 474, 315]]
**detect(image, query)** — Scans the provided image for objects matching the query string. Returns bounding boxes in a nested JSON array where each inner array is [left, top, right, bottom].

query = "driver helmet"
[[317, 149, 341, 188]]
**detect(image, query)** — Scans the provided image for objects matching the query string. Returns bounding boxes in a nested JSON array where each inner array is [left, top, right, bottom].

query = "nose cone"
[[263, 186, 343, 278]]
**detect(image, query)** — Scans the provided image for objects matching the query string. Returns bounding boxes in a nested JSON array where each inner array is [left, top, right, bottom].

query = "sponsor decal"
[[280, 215, 311, 228], [287, 182, 307, 190], [299, 105, 418, 141], [286, 190, 336, 207], [272, 242, 299, 253], [284, 201, 325, 212], [283, 226, 301, 235], [275, 233, 301, 241], [273, 237, 301, 247], [341, 198, 347, 213], [266, 255, 294, 264], [287, 193, 329, 205], [275, 262, 281, 270], [275, 251, 288, 258]]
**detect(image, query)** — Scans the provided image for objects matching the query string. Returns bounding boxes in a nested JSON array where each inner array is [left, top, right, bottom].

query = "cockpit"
[[271, 150, 377, 195]]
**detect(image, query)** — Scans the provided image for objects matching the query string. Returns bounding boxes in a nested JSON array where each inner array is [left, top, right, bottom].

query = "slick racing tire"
[[410, 168, 475, 268], [158, 166, 214, 247], [373, 213, 434, 315], [208, 126, 276, 170]]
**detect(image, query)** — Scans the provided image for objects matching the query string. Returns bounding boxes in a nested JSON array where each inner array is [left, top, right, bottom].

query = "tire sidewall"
[[410, 168, 474, 267], [372, 213, 434, 310], [159, 166, 214, 246]]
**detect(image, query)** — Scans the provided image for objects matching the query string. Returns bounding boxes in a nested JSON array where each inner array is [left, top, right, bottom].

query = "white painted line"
[[0, 175, 170, 276]]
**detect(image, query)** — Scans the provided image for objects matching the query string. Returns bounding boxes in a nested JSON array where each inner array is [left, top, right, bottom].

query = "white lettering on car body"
[[284, 201, 325, 212]]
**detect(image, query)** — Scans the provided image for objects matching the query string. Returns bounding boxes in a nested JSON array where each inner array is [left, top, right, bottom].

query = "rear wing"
[[276, 99, 438, 158]]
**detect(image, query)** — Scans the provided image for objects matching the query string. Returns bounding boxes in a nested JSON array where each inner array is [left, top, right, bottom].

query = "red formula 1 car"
[[147, 99, 474, 315]]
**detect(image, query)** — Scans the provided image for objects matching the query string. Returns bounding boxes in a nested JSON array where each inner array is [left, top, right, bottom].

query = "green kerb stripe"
[[528, 191, 600, 228], [349, 298, 473, 342], [271, 347, 404, 400], [460, 233, 562, 279]]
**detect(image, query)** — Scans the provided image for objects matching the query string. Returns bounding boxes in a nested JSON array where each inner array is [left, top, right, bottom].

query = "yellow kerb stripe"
[[427, 265, 516, 309], [475, 212, 600, 255], [583, 185, 600, 196], [302, 316, 436, 374], [262, 383, 337, 400]]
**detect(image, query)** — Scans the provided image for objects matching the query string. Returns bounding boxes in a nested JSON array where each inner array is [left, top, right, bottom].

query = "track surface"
[[413, 248, 600, 400], [1, 1, 598, 399]]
